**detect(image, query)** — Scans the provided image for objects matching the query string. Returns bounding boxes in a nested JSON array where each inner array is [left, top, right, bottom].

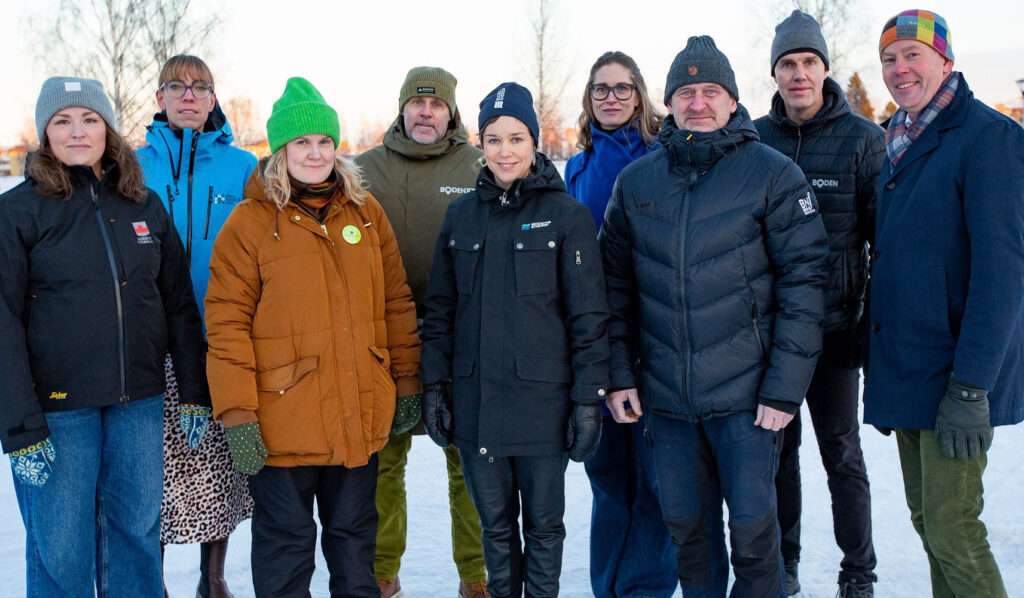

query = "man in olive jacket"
[[355, 66, 486, 598]]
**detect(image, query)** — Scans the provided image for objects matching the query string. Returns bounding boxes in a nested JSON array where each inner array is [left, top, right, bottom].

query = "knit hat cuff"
[[267, 102, 340, 154]]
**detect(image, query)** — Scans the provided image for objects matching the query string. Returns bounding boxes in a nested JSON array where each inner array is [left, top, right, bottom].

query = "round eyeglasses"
[[590, 83, 636, 101]]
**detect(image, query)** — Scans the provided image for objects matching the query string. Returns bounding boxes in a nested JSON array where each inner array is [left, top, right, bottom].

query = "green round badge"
[[342, 224, 362, 245]]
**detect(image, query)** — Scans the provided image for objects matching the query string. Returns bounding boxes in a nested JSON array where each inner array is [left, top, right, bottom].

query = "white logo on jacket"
[[798, 192, 816, 216]]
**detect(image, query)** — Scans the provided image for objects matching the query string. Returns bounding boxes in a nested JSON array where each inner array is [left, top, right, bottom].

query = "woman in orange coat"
[[204, 77, 420, 597]]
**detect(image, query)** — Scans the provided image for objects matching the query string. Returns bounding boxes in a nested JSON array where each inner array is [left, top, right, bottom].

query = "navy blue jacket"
[[421, 153, 610, 457], [864, 74, 1024, 429], [601, 107, 829, 419], [565, 123, 651, 229]]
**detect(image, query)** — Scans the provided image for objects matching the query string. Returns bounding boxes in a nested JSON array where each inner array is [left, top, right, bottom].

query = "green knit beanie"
[[266, 77, 340, 154], [399, 66, 457, 114]]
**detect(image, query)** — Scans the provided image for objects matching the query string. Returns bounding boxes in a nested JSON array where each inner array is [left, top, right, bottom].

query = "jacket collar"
[[767, 77, 851, 133], [144, 101, 234, 161], [659, 103, 759, 175], [381, 110, 471, 161]]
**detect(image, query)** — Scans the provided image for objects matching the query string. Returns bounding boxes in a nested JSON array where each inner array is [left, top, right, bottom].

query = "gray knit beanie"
[[771, 10, 830, 75], [664, 36, 738, 104], [35, 77, 117, 142]]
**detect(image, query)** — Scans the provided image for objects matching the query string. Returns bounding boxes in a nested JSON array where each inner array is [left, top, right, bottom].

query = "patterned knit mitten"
[[178, 404, 212, 449], [10, 438, 56, 487], [224, 422, 268, 475], [391, 393, 423, 436]]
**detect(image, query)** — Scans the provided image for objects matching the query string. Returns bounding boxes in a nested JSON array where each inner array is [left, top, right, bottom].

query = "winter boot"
[[196, 539, 235, 598], [836, 580, 874, 598], [784, 560, 801, 596], [458, 580, 488, 598], [378, 577, 402, 598]]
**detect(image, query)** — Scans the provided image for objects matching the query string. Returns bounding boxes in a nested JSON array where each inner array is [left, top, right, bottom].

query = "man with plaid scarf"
[[867, 9, 1024, 597]]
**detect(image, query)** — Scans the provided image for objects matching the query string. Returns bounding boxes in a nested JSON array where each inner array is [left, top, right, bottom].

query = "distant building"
[[0, 145, 28, 177]]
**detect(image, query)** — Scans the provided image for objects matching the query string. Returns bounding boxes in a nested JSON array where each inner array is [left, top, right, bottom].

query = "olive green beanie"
[[398, 66, 458, 114], [266, 77, 340, 153]]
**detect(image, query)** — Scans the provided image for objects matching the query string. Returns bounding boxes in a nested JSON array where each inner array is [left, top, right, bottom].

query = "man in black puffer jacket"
[[754, 11, 884, 598], [601, 36, 829, 598]]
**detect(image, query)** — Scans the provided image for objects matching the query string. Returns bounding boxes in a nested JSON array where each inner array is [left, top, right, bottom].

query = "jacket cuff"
[[759, 398, 800, 415], [396, 375, 422, 398], [572, 382, 609, 404], [220, 408, 259, 428], [2, 413, 51, 454]]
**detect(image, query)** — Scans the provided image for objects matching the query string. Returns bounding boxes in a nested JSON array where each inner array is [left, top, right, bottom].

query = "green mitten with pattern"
[[391, 394, 423, 436], [224, 422, 268, 475]]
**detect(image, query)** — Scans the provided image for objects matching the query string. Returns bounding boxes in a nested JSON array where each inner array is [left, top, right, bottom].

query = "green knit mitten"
[[224, 422, 268, 475], [391, 393, 423, 436]]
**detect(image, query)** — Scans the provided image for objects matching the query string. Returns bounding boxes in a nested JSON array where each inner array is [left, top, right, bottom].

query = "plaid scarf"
[[885, 72, 959, 165]]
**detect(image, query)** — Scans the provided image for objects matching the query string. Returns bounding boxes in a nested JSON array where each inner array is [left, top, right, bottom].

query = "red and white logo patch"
[[133, 221, 150, 236]]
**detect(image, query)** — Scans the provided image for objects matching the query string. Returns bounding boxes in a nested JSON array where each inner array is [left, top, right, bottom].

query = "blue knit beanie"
[[478, 82, 539, 142]]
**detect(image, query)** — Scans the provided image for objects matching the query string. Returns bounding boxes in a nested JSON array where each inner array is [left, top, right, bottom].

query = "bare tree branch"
[[529, 0, 572, 159], [30, 0, 220, 143]]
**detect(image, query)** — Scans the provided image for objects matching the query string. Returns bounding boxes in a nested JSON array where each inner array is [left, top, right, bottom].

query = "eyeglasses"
[[590, 83, 636, 101], [161, 80, 214, 99]]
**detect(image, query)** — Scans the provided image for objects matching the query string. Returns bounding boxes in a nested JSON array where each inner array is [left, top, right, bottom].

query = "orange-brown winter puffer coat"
[[205, 171, 420, 468]]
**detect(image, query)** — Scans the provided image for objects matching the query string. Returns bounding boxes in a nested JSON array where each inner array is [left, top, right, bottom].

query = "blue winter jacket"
[[864, 73, 1024, 429], [137, 105, 257, 316], [565, 123, 651, 229]]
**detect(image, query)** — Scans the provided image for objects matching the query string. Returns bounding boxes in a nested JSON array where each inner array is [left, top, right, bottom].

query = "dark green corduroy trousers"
[[895, 429, 1007, 598], [374, 432, 486, 583]]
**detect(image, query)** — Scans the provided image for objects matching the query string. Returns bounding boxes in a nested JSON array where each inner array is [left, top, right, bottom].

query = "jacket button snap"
[[488, 457, 494, 463], [872, 323, 881, 333], [293, 215, 301, 221], [449, 239, 456, 247], [547, 241, 556, 248], [597, 389, 606, 397], [479, 447, 487, 455], [885, 182, 895, 190], [515, 243, 524, 250], [473, 243, 480, 250]]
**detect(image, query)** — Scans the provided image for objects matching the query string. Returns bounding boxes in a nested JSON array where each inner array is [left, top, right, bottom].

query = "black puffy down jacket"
[[754, 77, 885, 335], [600, 107, 829, 419]]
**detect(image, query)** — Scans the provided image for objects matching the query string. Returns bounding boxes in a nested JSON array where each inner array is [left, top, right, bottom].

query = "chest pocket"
[[513, 230, 559, 296], [448, 236, 483, 295]]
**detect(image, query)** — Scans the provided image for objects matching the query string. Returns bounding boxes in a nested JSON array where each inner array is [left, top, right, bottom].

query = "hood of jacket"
[[143, 101, 235, 160], [767, 77, 852, 133], [659, 103, 760, 174], [475, 151, 566, 207], [381, 108, 472, 161]]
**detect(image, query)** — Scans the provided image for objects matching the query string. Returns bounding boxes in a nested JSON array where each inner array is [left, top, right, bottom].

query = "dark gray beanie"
[[35, 76, 117, 142], [664, 35, 738, 104], [770, 10, 830, 75]]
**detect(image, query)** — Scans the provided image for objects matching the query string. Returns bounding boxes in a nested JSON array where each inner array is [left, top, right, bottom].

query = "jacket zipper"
[[499, 190, 509, 207], [203, 186, 213, 240], [794, 128, 803, 165], [185, 133, 199, 264], [752, 302, 766, 358], [165, 184, 175, 229], [91, 185, 129, 402], [679, 170, 696, 414]]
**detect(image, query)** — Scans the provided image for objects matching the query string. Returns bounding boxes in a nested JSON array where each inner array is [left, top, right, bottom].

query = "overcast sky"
[[2, 0, 1022, 146]]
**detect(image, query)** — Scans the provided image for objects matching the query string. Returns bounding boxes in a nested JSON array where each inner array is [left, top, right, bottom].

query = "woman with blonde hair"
[[564, 52, 677, 598], [0, 76, 206, 596], [204, 77, 420, 597]]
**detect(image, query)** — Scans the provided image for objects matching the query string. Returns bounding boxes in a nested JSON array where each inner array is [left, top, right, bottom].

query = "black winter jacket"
[[601, 107, 829, 419], [0, 166, 208, 453], [421, 153, 610, 457], [754, 78, 885, 337]]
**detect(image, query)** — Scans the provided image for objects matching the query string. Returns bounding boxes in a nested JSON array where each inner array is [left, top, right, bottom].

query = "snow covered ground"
[[1, 398, 1022, 597]]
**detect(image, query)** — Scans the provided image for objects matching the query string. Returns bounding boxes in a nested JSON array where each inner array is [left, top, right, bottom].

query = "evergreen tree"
[[845, 72, 875, 122]]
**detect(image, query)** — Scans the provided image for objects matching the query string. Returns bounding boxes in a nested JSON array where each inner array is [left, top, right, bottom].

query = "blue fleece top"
[[137, 110, 256, 318], [565, 123, 651, 230]]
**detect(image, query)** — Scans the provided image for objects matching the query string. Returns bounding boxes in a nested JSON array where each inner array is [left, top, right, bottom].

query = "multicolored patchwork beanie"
[[266, 77, 340, 154], [879, 9, 953, 61]]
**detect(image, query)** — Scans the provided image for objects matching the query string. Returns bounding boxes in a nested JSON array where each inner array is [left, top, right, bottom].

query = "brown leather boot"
[[196, 539, 234, 598], [458, 580, 488, 598], [378, 577, 402, 598]]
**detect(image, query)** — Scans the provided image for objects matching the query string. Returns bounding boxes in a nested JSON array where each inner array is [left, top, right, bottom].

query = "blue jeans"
[[12, 395, 164, 598], [584, 416, 678, 597], [650, 411, 784, 598]]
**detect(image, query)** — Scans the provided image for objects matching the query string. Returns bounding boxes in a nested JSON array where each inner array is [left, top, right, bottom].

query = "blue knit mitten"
[[178, 404, 212, 449], [10, 438, 56, 487]]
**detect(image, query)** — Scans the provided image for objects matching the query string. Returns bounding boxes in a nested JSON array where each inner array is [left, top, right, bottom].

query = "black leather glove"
[[566, 402, 603, 463], [935, 378, 993, 459], [422, 383, 453, 448]]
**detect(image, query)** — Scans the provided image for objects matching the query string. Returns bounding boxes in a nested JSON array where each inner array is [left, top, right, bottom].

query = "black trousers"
[[776, 352, 877, 584], [248, 457, 380, 598], [459, 450, 569, 598]]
